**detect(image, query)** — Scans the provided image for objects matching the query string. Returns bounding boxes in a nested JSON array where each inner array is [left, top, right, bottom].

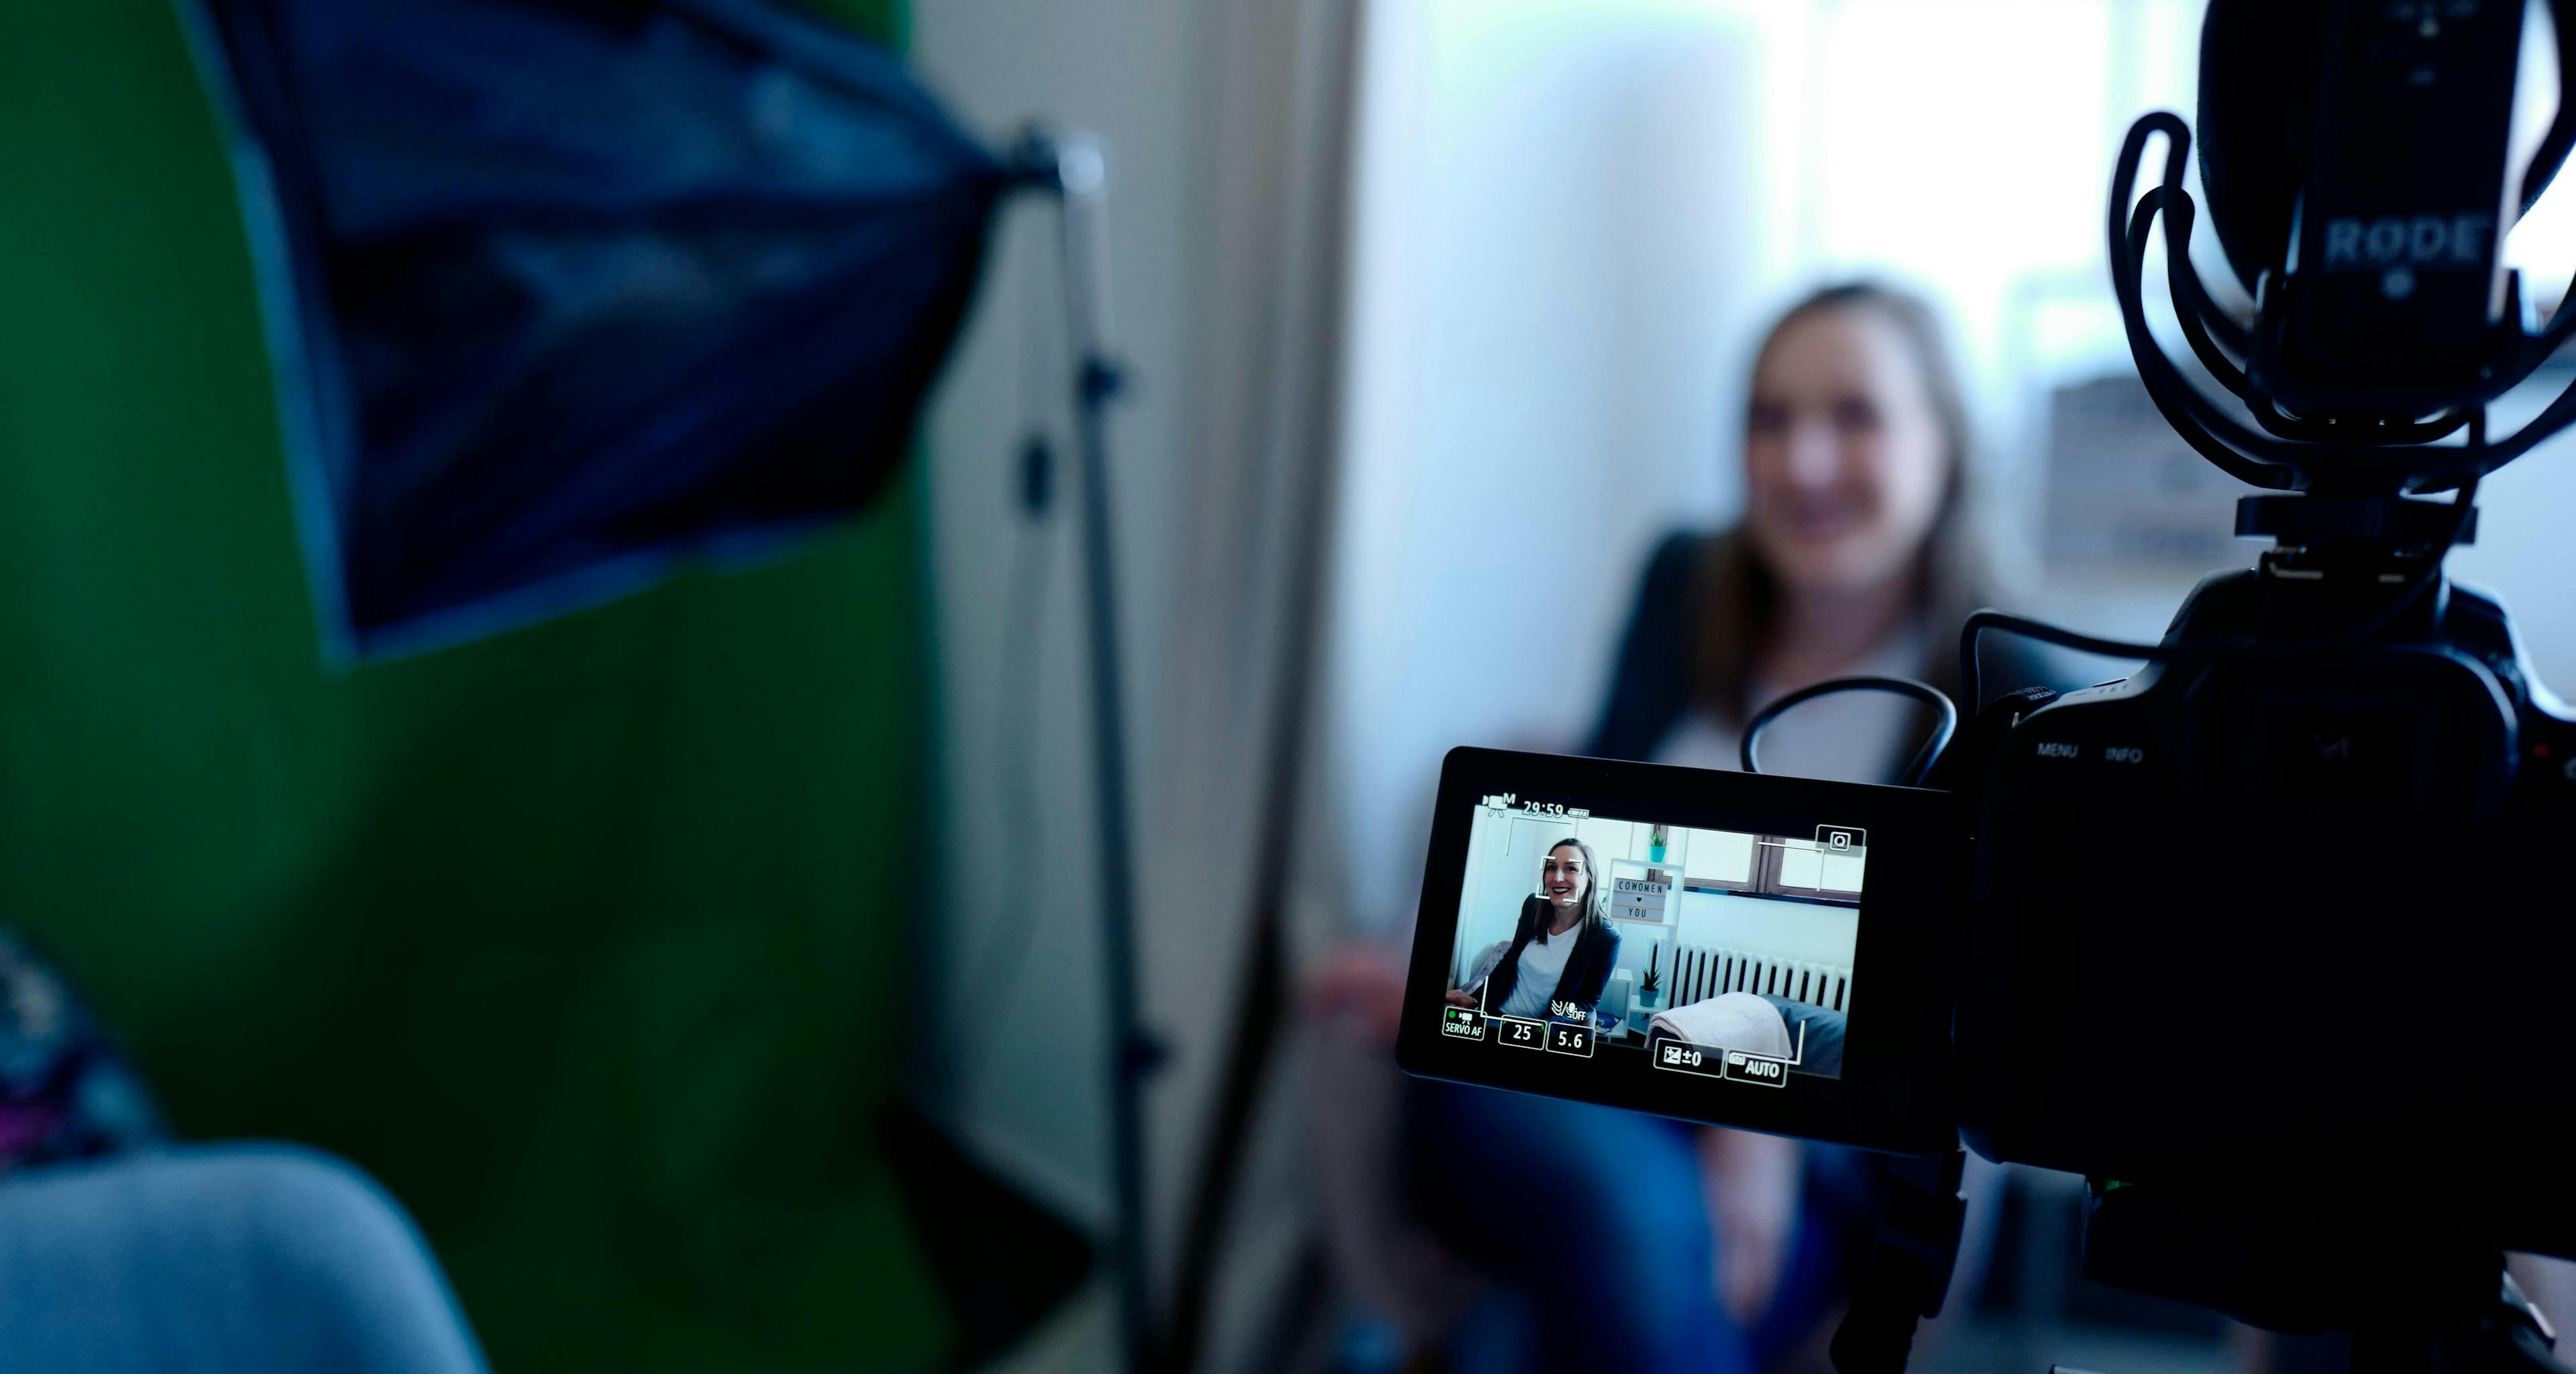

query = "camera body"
[[1955, 552, 2576, 1253]]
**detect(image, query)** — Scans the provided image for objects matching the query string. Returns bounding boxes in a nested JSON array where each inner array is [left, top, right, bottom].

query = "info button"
[[1723, 1051, 1788, 1088]]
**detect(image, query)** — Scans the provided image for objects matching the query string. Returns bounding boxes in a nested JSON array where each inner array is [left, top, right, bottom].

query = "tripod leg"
[[1829, 1149, 1968, 1374]]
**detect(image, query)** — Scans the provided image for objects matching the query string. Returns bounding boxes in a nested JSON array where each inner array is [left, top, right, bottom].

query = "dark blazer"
[[1479, 896, 1620, 1019], [1587, 532, 1709, 761], [1583, 529, 2070, 763]]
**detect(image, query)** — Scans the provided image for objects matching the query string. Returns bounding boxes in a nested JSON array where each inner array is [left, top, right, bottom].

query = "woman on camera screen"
[[1444, 839, 1619, 1020]]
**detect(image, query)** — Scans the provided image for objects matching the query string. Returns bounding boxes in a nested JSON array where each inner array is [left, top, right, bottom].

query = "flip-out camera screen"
[[1398, 747, 1958, 1153]]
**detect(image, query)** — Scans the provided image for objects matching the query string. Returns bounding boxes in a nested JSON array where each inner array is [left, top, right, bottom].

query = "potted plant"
[[1640, 945, 1662, 1008], [1648, 823, 1668, 863]]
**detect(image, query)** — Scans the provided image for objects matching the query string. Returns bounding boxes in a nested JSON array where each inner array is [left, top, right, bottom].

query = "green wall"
[[0, 0, 947, 1367]]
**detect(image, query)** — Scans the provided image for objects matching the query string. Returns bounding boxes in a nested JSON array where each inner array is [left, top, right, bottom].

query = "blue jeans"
[[0, 1145, 486, 1374], [1405, 1081, 1865, 1374]]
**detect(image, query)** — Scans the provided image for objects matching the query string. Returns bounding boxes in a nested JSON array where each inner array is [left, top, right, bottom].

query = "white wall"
[[906, 15, 1358, 1373], [1335, 1, 1782, 936], [908, 0, 1210, 1236], [1452, 809, 1516, 980], [1668, 890, 1858, 971], [2446, 384, 2576, 697]]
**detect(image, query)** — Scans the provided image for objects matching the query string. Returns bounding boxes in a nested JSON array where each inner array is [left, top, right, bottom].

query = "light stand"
[[1014, 129, 1162, 1374]]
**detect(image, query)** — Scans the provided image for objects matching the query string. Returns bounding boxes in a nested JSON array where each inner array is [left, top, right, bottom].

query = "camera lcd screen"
[[1397, 747, 1960, 1153]]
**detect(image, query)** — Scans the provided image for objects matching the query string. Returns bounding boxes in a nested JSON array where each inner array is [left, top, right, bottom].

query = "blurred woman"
[[1593, 279, 2001, 774], [1309, 280, 2017, 1374], [1567, 280, 2015, 1371]]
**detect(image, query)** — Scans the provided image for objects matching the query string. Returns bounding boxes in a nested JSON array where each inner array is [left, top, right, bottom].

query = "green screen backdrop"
[[0, 1, 951, 1367]]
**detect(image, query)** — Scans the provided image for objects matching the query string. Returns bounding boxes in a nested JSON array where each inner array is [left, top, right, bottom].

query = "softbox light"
[[180, 0, 1011, 657]]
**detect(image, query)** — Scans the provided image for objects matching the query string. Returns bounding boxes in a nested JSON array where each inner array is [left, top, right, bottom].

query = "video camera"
[[1399, 1, 2576, 1369]]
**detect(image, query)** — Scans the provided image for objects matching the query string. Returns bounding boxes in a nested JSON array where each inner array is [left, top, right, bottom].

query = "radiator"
[[1664, 943, 1851, 1013]]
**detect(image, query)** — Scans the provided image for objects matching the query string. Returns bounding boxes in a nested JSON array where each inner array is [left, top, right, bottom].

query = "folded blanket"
[[1648, 991, 1790, 1061]]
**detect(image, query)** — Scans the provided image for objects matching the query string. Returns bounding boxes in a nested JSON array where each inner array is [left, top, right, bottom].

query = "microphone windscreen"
[[2197, 0, 2576, 294], [2196, 0, 2323, 295]]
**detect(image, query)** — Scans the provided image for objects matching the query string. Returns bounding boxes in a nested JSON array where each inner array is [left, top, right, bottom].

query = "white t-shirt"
[[1655, 625, 1931, 784], [1495, 922, 1581, 1018]]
